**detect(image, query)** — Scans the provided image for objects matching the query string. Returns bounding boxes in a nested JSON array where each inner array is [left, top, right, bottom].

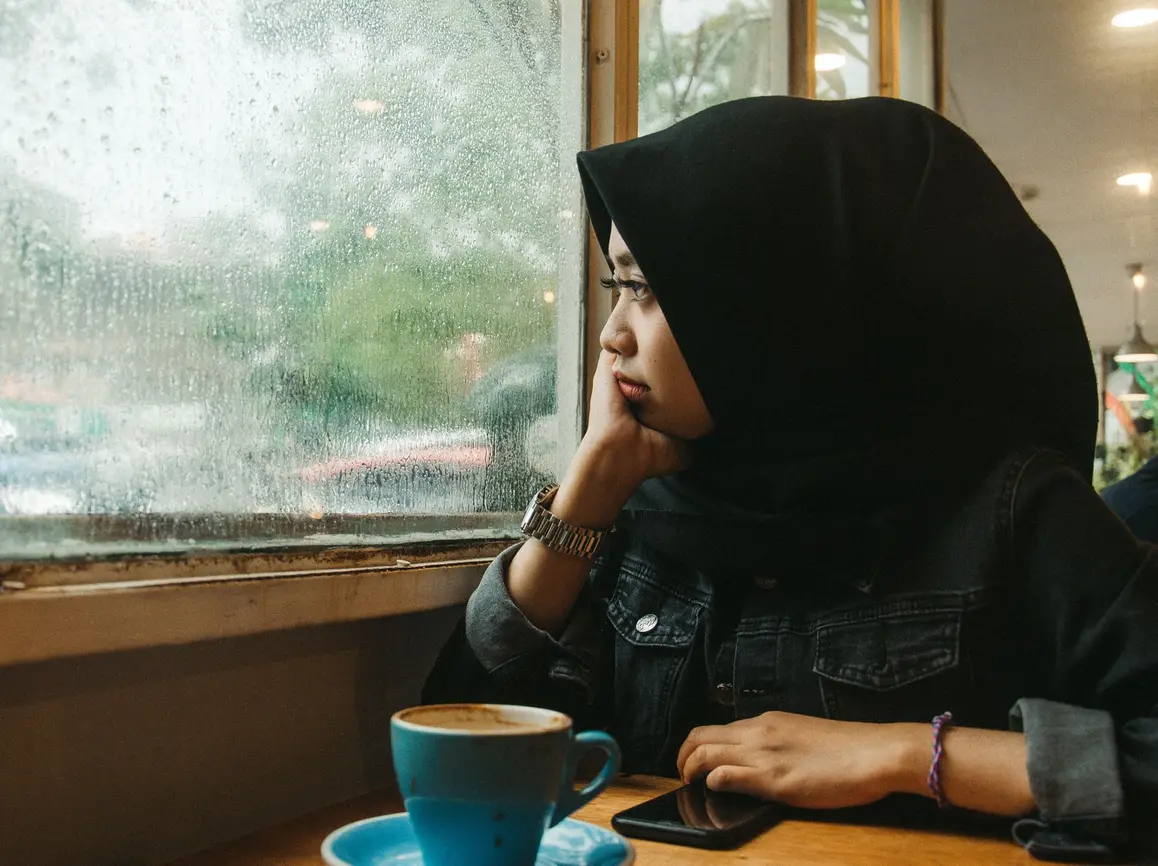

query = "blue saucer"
[[322, 812, 635, 866]]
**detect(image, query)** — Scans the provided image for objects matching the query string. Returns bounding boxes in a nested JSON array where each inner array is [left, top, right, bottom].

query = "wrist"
[[550, 440, 643, 528], [881, 723, 934, 798]]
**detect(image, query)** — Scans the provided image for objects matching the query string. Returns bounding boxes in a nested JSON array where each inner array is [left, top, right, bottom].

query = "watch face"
[[521, 495, 541, 531]]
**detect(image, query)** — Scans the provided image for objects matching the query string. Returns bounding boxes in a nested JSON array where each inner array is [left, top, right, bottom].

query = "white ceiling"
[[944, 0, 1158, 348]]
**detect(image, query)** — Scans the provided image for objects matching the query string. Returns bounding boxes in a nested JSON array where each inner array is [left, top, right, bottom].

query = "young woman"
[[423, 97, 1158, 859]]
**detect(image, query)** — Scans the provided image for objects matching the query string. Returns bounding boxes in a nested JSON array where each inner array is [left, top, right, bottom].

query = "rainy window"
[[0, 0, 583, 559], [638, 0, 790, 136]]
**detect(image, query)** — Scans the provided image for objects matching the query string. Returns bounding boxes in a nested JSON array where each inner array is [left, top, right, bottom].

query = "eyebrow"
[[609, 250, 637, 270]]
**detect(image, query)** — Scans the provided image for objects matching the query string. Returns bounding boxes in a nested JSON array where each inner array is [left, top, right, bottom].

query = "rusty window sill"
[[0, 539, 508, 667]]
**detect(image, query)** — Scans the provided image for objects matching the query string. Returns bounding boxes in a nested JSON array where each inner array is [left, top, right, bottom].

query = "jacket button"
[[635, 613, 658, 633], [715, 683, 735, 706]]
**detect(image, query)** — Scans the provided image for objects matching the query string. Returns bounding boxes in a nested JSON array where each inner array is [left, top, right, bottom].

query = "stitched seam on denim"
[[1005, 448, 1065, 565], [622, 568, 708, 607], [814, 658, 960, 690], [606, 613, 700, 646], [812, 617, 960, 690], [655, 649, 689, 764], [1037, 812, 1125, 823], [737, 621, 816, 638], [548, 665, 595, 705], [604, 562, 707, 647], [811, 592, 980, 627], [738, 597, 981, 637], [486, 649, 543, 679], [818, 677, 841, 718]]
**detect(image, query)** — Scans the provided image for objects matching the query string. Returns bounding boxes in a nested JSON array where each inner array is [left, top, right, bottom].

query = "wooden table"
[[171, 775, 1036, 865]]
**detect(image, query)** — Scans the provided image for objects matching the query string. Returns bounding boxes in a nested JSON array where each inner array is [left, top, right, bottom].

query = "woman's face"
[[600, 222, 714, 440]]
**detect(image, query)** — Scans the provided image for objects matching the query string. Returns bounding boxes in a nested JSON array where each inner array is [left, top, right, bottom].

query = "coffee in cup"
[[391, 703, 621, 866]]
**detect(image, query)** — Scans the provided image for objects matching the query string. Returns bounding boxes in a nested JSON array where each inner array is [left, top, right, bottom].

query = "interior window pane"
[[638, 0, 790, 136], [0, 0, 580, 558], [816, 0, 873, 100]]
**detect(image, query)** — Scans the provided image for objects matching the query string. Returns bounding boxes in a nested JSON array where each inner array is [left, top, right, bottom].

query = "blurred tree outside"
[[2, 0, 874, 513], [228, 0, 566, 446]]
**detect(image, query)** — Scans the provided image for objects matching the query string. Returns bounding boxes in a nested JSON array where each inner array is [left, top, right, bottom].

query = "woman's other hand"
[[675, 712, 914, 810]]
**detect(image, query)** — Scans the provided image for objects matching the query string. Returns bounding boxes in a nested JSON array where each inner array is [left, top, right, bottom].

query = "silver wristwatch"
[[520, 484, 610, 560]]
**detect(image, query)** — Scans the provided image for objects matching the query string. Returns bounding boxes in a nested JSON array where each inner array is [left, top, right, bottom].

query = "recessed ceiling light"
[[1112, 8, 1158, 27], [814, 53, 847, 72], [1118, 172, 1153, 194]]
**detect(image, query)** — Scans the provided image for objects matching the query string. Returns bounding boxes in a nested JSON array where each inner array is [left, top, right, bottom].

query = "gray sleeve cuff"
[[1009, 697, 1126, 824], [464, 542, 606, 706], [464, 542, 552, 673]]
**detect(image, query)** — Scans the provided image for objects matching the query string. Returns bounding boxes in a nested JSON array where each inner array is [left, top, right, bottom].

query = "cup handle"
[[550, 731, 622, 827]]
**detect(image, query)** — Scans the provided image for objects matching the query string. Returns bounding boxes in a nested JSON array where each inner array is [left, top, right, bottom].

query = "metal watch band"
[[520, 484, 610, 560]]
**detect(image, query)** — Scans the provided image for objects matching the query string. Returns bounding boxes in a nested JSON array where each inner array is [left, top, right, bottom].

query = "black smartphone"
[[611, 780, 784, 849]]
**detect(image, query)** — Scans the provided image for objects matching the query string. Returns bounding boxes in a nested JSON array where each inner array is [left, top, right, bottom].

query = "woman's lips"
[[616, 378, 650, 402]]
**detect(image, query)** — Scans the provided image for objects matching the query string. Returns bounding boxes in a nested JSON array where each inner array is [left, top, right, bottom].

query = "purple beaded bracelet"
[[927, 711, 954, 809]]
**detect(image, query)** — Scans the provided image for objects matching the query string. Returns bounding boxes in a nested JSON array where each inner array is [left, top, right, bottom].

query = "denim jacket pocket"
[[605, 568, 703, 772], [813, 600, 964, 723]]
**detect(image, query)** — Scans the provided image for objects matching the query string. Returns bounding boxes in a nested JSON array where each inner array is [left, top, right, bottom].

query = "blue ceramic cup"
[[391, 703, 621, 866]]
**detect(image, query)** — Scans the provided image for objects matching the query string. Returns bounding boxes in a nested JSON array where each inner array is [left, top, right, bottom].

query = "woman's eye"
[[599, 276, 651, 301], [625, 282, 651, 300]]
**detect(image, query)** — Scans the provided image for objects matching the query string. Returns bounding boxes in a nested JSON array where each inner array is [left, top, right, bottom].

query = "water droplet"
[[161, 75, 170, 85]]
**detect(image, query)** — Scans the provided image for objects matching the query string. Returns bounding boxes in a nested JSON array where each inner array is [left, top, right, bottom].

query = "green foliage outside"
[[3, 0, 874, 454]]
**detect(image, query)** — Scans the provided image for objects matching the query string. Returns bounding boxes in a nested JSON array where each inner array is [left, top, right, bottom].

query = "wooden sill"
[[0, 551, 497, 667]]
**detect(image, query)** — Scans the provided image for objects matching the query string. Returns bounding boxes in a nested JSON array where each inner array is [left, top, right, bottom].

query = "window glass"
[[816, 0, 873, 100], [638, 0, 790, 136], [0, 0, 580, 558]]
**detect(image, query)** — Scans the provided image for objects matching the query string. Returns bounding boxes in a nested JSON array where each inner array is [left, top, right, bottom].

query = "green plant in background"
[[1096, 363, 1158, 490], [1096, 432, 1158, 491]]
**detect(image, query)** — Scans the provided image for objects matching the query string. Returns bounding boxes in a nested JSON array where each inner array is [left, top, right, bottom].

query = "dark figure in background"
[[1102, 418, 1158, 542]]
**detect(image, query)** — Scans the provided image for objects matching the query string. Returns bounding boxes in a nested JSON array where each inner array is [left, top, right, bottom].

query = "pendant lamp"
[[1115, 264, 1157, 363]]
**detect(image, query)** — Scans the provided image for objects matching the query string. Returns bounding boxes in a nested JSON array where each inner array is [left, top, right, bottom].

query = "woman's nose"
[[599, 302, 636, 357]]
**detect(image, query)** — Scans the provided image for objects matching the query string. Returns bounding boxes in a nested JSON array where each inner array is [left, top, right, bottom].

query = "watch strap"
[[520, 484, 610, 560]]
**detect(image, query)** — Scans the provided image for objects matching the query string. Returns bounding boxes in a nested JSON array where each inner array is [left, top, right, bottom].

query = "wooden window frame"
[[0, 0, 942, 667]]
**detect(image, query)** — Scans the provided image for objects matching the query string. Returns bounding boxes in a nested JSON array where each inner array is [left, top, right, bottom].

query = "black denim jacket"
[[423, 450, 1158, 859]]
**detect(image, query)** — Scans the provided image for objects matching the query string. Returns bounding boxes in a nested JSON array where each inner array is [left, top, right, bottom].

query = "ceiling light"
[[1131, 263, 1146, 290], [309, 219, 330, 232], [1112, 8, 1158, 27], [1115, 325, 1157, 362], [1118, 375, 1150, 402], [363, 225, 377, 239], [542, 290, 556, 305], [814, 53, 847, 72], [1117, 172, 1153, 194]]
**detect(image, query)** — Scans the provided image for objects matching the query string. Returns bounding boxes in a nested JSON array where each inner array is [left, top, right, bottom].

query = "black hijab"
[[576, 97, 1096, 588]]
